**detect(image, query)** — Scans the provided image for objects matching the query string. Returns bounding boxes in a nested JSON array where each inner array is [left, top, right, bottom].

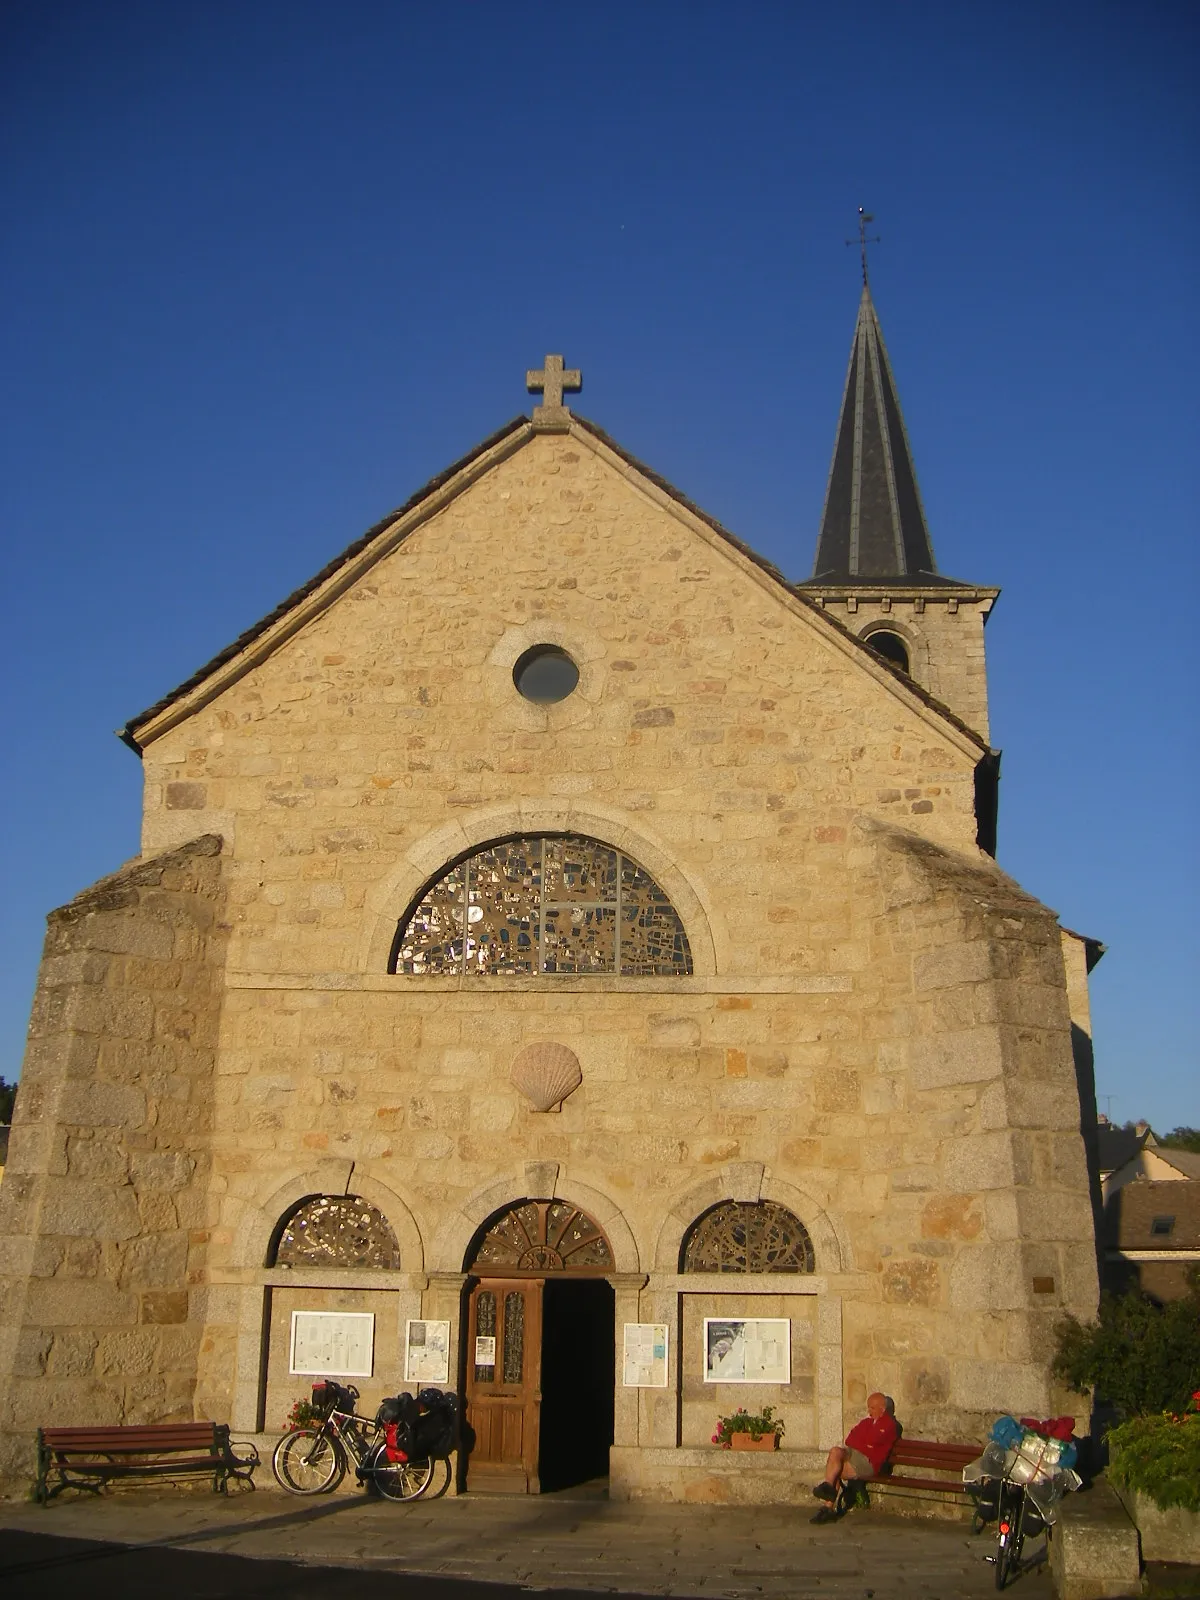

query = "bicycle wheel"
[[368, 1442, 435, 1502], [994, 1484, 1018, 1590], [273, 1428, 345, 1494]]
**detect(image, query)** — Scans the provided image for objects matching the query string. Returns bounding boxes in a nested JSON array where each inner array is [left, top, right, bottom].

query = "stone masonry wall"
[[806, 593, 994, 743], [0, 836, 227, 1490], [845, 821, 1098, 1426], [119, 427, 1093, 1449]]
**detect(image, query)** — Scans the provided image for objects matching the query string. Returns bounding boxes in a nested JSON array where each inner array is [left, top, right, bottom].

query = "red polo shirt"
[[844, 1413, 898, 1473]]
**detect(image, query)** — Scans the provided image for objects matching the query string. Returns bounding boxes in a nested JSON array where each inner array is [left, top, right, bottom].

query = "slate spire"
[[810, 287, 940, 583]]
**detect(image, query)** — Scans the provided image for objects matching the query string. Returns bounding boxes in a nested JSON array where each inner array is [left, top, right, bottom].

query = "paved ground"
[[0, 1482, 1055, 1599]]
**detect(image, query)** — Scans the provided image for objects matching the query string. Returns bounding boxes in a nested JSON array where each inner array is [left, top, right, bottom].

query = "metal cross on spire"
[[526, 353, 582, 431], [846, 207, 881, 289]]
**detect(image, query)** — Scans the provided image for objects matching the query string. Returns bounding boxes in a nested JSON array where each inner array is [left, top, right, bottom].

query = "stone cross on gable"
[[526, 353, 581, 431]]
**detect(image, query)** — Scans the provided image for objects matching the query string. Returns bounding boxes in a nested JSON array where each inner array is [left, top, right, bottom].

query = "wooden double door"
[[464, 1274, 617, 1494], [465, 1278, 544, 1493]]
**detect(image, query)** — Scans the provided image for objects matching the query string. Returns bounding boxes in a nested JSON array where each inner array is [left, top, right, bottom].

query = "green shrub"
[[1052, 1281, 1200, 1419], [1106, 1405, 1200, 1514]]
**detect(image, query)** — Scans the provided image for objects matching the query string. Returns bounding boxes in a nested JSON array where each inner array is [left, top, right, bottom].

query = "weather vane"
[[846, 207, 881, 288]]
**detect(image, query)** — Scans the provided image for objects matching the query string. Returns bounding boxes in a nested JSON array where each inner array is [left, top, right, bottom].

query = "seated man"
[[812, 1392, 897, 1503]]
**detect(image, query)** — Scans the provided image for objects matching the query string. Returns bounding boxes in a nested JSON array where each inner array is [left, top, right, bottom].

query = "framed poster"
[[623, 1323, 669, 1388], [289, 1311, 375, 1377], [703, 1318, 790, 1385], [404, 1319, 451, 1384]]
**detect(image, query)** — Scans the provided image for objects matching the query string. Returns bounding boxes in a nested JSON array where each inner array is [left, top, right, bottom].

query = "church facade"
[[0, 296, 1102, 1500]]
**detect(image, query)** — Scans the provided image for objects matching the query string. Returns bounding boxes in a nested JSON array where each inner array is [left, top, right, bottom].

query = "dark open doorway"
[[538, 1278, 614, 1492]]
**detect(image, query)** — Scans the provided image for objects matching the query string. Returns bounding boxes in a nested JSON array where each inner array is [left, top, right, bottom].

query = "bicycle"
[[982, 1470, 1056, 1590], [272, 1382, 434, 1502]]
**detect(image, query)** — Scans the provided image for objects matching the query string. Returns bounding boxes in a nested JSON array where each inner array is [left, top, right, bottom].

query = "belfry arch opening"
[[462, 1199, 615, 1495], [862, 628, 910, 676]]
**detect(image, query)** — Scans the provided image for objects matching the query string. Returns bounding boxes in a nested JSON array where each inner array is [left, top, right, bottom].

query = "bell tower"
[[798, 282, 998, 745]]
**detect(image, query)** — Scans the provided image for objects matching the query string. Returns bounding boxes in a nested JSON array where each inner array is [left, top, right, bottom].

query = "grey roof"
[[1097, 1123, 1153, 1174], [1155, 1148, 1200, 1180], [805, 287, 952, 585]]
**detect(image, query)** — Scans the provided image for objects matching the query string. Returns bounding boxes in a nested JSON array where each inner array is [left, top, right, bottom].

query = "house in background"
[[1099, 1124, 1200, 1200], [1095, 1117, 1159, 1201], [1101, 1156, 1200, 1303]]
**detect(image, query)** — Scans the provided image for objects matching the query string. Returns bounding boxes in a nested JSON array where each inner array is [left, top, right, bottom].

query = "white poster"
[[703, 1318, 790, 1385], [474, 1335, 496, 1368], [623, 1323, 669, 1388], [289, 1311, 375, 1377], [405, 1319, 451, 1384]]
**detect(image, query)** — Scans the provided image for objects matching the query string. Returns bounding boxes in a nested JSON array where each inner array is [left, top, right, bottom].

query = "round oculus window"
[[513, 644, 580, 704]]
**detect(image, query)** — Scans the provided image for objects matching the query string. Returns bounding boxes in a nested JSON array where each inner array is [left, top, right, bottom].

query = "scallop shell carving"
[[510, 1042, 583, 1113]]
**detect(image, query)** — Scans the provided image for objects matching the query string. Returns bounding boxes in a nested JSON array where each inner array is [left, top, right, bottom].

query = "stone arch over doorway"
[[652, 1163, 850, 1274], [465, 1197, 614, 1274], [357, 801, 724, 976], [429, 1163, 640, 1275]]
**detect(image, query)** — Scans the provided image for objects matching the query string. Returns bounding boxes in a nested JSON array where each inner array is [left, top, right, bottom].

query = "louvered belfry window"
[[392, 834, 692, 977]]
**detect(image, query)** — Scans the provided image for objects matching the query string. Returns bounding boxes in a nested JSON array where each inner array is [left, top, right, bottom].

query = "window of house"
[[680, 1200, 815, 1273], [863, 629, 910, 674], [1150, 1215, 1176, 1237], [391, 834, 693, 977]]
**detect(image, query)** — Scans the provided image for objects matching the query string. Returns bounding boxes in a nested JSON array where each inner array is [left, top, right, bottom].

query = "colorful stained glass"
[[273, 1195, 401, 1270], [502, 1292, 524, 1384], [681, 1201, 815, 1274], [393, 835, 691, 978], [469, 1199, 613, 1272]]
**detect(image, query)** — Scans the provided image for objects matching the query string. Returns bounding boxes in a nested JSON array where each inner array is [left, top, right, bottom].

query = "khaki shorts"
[[845, 1447, 875, 1479]]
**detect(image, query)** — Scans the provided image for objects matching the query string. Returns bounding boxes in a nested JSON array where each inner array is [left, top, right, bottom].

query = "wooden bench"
[[35, 1422, 258, 1502], [838, 1437, 982, 1518]]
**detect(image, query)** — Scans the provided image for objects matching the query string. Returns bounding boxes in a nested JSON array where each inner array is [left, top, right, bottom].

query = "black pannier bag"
[[411, 1388, 460, 1461], [375, 1392, 419, 1428], [311, 1380, 357, 1417]]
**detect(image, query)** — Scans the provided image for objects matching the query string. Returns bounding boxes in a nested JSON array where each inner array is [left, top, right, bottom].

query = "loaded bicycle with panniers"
[[272, 1379, 458, 1502], [963, 1413, 1081, 1590]]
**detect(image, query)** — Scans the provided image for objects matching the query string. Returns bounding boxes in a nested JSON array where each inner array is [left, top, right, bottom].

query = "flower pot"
[[730, 1431, 779, 1452]]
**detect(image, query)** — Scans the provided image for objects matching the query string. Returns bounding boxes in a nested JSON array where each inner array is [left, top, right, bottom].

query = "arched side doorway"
[[463, 1199, 615, 1495]]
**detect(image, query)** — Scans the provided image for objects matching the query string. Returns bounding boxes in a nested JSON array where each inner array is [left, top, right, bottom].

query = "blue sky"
[[1, 1, 1196, 1130]]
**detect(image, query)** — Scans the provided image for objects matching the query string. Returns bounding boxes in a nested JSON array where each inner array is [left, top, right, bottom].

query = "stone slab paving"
[[0, 1487, 1055, 1599]]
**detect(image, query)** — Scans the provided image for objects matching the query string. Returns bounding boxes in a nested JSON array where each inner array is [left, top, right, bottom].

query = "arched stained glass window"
[[272, 1194, 401, 1270], [467, 1200, 613, 1273], [681, 1200, 814, 1274], [391, 834, 693, 977]]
